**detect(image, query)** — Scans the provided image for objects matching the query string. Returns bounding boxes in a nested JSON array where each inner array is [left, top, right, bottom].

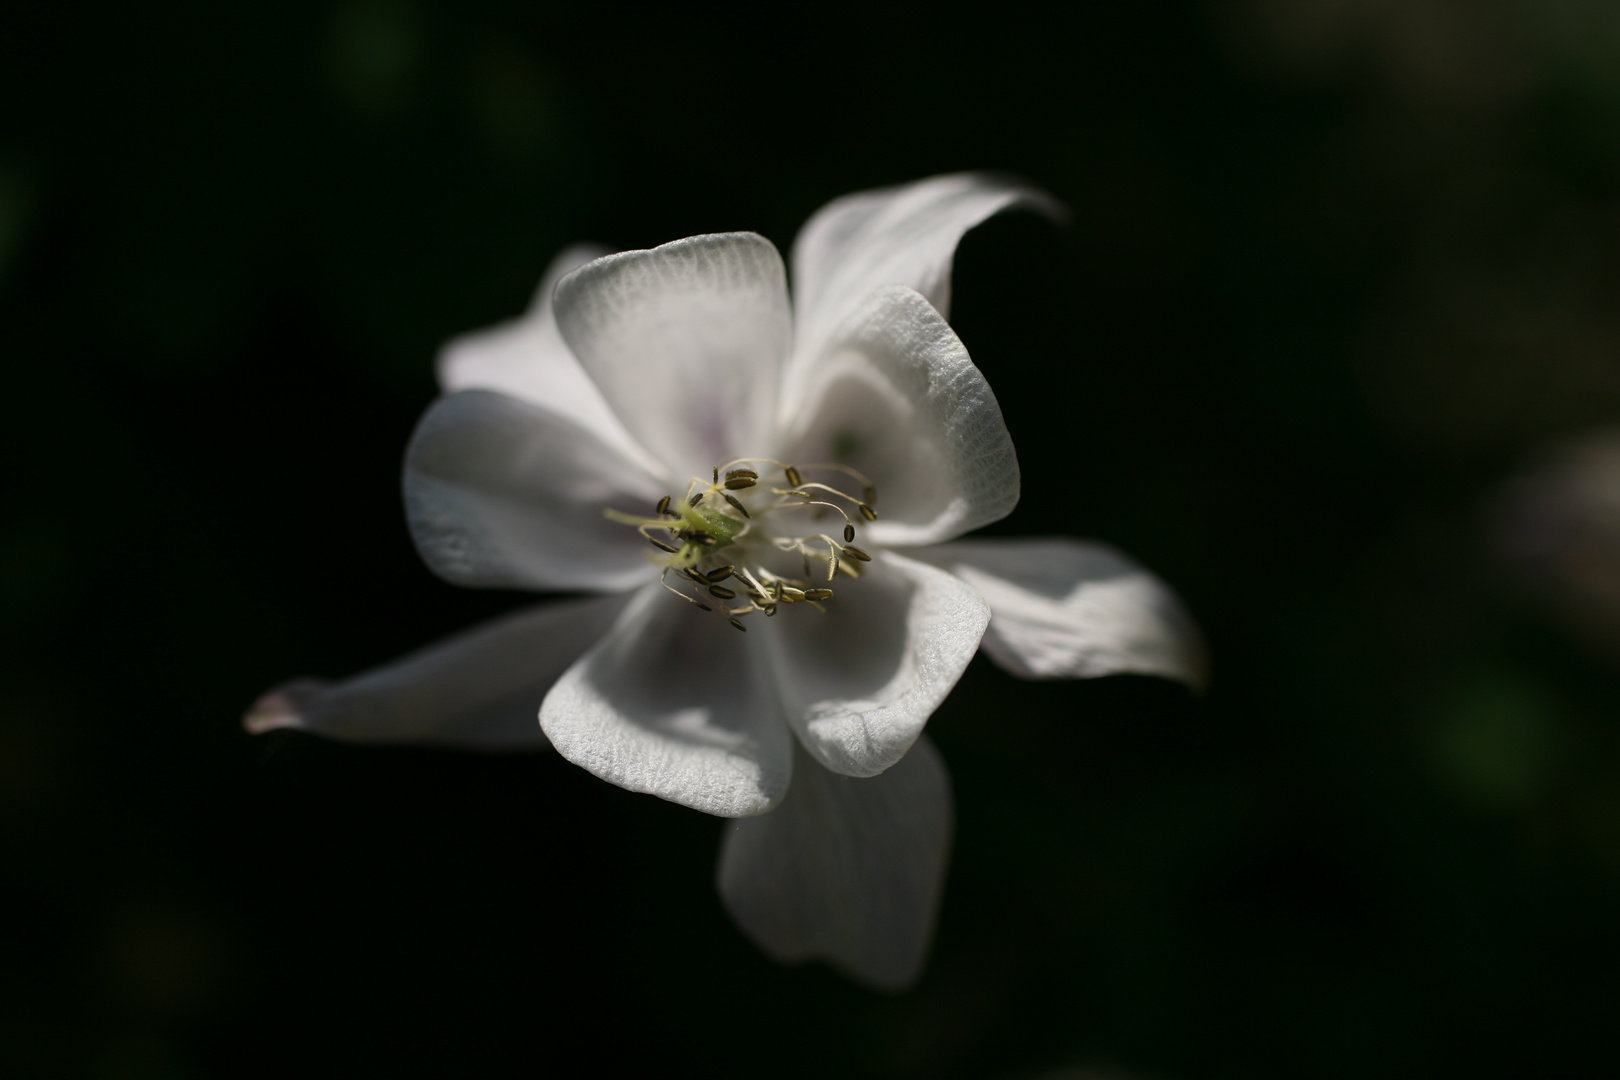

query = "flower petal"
[[779, 285, 1019, 546], [763, 551, 988, 778], [717, 735, 952, 992], [242, 593, 634, 749], [553, 233, 792, 483], [789, 172, 1062, 379], [540, 583, 793, 817], [404, 389, 666, 592], [910, 538, 1208, 688], [436, 244, 662, 475]]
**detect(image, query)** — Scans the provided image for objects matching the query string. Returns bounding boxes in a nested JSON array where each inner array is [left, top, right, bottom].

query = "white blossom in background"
[[245, 174, 1206, 990]]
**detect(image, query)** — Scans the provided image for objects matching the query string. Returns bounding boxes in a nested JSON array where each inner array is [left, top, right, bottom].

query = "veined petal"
[[404, 389, 665, 592], [910, 538, 1208, 688], [764, 551, 988, 778], [436, 245, 662, 476], [553, 233, 792, 484], [789, 172, 1062, 384], [540, 583, 793, 817], [242, 593, 633, 749], [779, 285, 1019, 547], [717, 735, 952, 992]]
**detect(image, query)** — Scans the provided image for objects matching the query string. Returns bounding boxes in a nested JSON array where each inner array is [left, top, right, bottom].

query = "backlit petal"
[[778, 285, 1019, 546], [789, 172, 1061, 382], [763, 551, 987, 778], [540, 583, 793, 817], [436, 245, 660, 475], [404, 389, 665, 592], [242, 593, 633, 749], [717, 735, 952, 992], [911, 538, 1208, 688], [554, 233, 792, 483]]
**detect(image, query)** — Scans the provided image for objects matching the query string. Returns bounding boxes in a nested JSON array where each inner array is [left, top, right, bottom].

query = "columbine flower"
[[245, 174, 1206, 989]]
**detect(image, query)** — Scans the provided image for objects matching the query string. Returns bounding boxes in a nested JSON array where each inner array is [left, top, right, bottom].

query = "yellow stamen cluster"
[[605, 458, 878, 631]]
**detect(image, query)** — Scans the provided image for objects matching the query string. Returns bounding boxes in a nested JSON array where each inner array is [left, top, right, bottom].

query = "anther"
[[843, 524, 855, 543], [713, 466, 719, 484], [704, 565, 735, 582], [708, 585, 737, 600], [859, 504, 877, 522], [803, 588, 834, 601], [728, 618, 747, 632], [722, 492, 751, 518], [689, 491, 704, 507], [843, 544, 872, 562], [784, 465, 803, 487], [723, 469, 758, 490], [649, 537, 680, 554], [656, 495, 672, 516], [779, 586, 806, 602]]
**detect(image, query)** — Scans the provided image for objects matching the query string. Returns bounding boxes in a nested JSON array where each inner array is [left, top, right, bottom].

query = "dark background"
[[4, 1, 1620, 1077]]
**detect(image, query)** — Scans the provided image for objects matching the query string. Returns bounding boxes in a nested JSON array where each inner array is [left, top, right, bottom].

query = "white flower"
[[245, 174, 1206, 989]]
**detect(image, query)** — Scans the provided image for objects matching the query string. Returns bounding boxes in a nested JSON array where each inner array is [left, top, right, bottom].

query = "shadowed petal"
[[436, 244, 662, 476], [910, 538, 1208, 688], [779, 285, 1019, 547], [763, 551, 988, 778], [404, 389, 666, 592], [553, 233, 792, 483], [541, 583, 793, 817], [242, 593, 634, 749], [717, 735, 952, 992], [789, 172, 1062, 384]]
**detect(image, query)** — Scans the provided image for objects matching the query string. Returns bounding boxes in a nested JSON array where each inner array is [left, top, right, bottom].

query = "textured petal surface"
[[541, 583, 793, 817], [912, 538, 1208, 688], [404, 390, 665, 592], [763, 551, 988, 778], [242, 594, 633, 749], [553, 233, 792, 484], [436, 245, 660, 475], [779, 285, 1019, 547], [717, 735, 952, 992], [789, 172, 1062, 381]]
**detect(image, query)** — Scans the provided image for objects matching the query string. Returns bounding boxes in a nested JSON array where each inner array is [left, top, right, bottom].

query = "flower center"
[[606, 459, 878, 632]]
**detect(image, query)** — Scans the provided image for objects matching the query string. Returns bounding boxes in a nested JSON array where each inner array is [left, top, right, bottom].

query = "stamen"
[[659, 570, 712, 611], [611, 456, 887, 625]]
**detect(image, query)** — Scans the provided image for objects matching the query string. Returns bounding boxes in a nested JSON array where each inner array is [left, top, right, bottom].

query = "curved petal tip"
[[242, 683, 317, 735]]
